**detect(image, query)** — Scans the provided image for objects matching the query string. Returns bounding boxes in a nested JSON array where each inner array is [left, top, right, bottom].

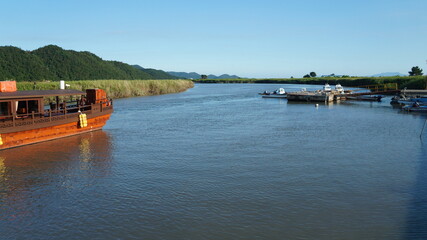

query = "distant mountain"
[[371, 72, 406, 77], [132, 65, 178, 79], [0, 45, 176, 81], [208, 74, 240, 79], [167, 72, 201, 79], [168, 71, 240, 79]]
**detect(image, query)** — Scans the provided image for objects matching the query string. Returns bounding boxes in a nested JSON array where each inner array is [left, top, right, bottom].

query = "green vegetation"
[[0, 45, 178, 81], [408, 66, 423, 76], [303, 72, 317, 78], [194, 75, 427, 89], [17, 80, 194, 99], [132, 65, 175, 79]]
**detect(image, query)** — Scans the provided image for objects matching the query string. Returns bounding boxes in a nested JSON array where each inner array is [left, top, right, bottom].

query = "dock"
[[264, 83, 426, 103], [284, 83, 422, 103], [401, 89, 427, 96]]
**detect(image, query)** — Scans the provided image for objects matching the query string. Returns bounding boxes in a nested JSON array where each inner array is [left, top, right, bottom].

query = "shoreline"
[[193, 76, 427, 89]]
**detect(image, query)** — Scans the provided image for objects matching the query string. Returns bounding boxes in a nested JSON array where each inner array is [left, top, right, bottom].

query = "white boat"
[[334, 84, 344, 93], [261, 88, 287, 98], [323, 83, 332, 92]]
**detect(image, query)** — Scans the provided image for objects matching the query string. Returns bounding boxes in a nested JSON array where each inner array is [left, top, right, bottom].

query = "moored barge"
[[286, 91, 334, 102], [0, 81, 113, 150]]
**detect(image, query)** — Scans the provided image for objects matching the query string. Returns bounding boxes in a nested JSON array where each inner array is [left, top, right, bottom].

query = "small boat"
[[261, 88, 287, 98], [391, 95, 427, 105], [390, 95, 405, 105], [402, 103, 427, 113], [323, 83, 332, 92], [408, 97, 427, 103], [334, 84, 344, 93]]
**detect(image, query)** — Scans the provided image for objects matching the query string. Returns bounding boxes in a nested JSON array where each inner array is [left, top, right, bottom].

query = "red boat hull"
[[0, 114, 111, 150]]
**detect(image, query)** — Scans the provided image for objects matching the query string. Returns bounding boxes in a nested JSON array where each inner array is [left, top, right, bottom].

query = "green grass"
[[194, 76, 427, 89], [17, 79, 194, 99]]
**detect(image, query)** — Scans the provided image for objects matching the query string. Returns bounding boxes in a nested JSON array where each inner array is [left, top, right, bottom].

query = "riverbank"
[[17, 79, 194, 98], [195, 76, 427, 89]]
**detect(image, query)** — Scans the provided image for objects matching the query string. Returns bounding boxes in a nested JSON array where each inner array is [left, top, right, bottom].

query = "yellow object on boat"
[[79, 114, 88, 128]]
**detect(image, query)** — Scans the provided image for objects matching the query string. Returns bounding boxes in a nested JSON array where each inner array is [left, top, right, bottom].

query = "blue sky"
[[1, 0, 426, 78]]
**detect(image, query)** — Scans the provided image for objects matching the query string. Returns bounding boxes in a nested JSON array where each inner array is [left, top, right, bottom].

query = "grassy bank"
[[17, 79, 194, 99], [195, 76, 427, 89]]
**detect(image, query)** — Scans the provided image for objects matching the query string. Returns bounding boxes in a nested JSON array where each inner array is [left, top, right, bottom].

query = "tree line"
[[302, 66, 424, 78]]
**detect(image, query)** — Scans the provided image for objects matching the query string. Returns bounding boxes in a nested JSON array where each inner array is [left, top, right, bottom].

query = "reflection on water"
[[0, 131, 112, 230], [405, 140, 427, 238], [0, 156, 5, 178], [0, 130, 112, 171], [79, 138, 91, 162]]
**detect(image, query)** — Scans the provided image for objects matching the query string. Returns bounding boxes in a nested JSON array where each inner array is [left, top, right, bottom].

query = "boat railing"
[[354, 83, 398, 93], [0, 101, 113, 129]]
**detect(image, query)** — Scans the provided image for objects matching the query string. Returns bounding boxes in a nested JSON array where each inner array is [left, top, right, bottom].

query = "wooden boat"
[[0, 81, 113, 150]]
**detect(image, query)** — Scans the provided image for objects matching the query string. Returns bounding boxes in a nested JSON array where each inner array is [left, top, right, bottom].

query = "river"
[[1, 83, 426, 240]]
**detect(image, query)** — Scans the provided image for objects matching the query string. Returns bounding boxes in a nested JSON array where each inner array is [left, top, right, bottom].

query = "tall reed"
[[17, 80, 194, 99]]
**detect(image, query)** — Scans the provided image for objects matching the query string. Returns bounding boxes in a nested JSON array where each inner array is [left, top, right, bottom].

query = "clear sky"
[[1, 0, 426, 78]]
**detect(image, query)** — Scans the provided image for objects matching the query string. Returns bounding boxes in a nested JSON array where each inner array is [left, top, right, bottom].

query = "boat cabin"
[[0, 89, 110, 119], [274, 88, 286, 95]]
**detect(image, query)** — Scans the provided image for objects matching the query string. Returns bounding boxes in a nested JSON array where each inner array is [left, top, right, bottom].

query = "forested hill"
[[0, 45, 177, 81], [132, 65, 176, 79]]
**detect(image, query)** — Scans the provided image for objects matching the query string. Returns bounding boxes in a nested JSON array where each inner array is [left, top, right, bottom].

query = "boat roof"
[[0, 89, 85, 100]]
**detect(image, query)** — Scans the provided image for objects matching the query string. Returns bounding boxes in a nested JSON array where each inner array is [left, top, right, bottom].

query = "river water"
[[1, 84, 426, 240]]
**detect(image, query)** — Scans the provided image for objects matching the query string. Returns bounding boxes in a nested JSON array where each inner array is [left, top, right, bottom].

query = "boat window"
[[0, 102, 10, 116], [16, 100, 40, 114], [17, 101, 27, 114], [28, 100, 39, 113]]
